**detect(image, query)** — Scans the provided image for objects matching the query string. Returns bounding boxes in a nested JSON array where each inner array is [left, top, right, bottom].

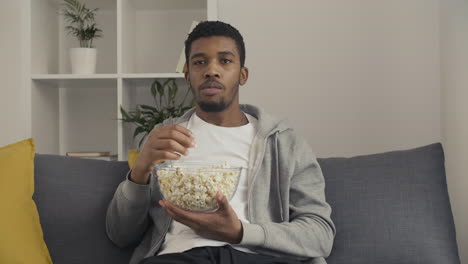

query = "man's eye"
[[193, 60, 205, 65], [221, 59, 232, 64]]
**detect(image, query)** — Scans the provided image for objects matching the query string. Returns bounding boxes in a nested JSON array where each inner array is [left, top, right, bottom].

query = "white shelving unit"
[[28, 0, 217, 160]]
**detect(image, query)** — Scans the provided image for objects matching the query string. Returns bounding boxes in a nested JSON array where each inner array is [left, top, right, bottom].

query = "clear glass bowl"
[[153, 162, 242, 212]]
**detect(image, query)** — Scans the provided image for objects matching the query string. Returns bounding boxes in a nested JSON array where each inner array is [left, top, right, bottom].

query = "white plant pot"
[[70, 48, 97, 74]]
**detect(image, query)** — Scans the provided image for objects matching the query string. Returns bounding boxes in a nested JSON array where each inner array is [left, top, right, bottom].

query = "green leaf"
[[138, 134, 147, 148], [135, 118, 146, 126], [151, 80, 157, 99], [120, 106, 131, 120], [157, 80, 164, 96], [61, 0, 101, 46], [162, 78, 173, 106], [170, 80, 178, 104], [140, 110, 155, 116], [139, 105, 158, 112], [133, 126, 145, 138], [162, 78, 172, 87], [135, 107, 141, 119]]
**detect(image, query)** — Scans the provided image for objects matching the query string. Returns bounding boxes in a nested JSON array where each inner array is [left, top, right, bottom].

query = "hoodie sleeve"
[[105, 170, 152, 248], [105, 121, 183, 248], [239, 133, 336, 259]]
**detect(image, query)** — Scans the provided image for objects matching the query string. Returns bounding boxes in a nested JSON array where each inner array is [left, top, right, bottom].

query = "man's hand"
[[159, 192, 243, 244], [130, 124, 195, 184]]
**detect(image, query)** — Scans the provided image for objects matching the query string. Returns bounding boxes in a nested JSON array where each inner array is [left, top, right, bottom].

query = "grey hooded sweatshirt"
[[106, 104, 336, 264]]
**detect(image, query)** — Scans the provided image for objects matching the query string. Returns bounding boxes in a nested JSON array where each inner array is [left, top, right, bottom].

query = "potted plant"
[[120, 78, 195, 149], [61, 0, 102, 74]]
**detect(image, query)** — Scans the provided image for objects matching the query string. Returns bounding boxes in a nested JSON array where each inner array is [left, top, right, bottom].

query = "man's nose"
[[204, 62, 220, 79]]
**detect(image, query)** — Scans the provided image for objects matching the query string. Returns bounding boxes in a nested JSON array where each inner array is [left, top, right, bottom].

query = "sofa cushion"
[[0, 139, 52, 264], [318, 143, 460, 264], [33, 154, 134, 264]]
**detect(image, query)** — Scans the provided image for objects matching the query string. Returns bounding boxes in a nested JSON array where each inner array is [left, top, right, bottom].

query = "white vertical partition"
[[117, 78, 125, 160], [22, 0, 32, 142]]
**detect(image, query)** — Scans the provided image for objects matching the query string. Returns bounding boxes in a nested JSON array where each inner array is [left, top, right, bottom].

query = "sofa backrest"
[[34, 154, 134, 264], [33, 143, 460, 264], [319, 143, 460, 264]]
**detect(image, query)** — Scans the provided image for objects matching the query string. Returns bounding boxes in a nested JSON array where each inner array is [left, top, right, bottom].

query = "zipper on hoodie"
[[247, 129, 287, 222], [274, 132, 284, 222], [246, 134, 270, 221]]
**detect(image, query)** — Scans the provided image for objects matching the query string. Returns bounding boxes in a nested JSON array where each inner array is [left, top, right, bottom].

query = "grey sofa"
[[33, 143, 461, 264]]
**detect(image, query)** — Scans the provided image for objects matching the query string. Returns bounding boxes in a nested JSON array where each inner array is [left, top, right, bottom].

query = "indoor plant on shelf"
[[61, 0, 102, 74], [120, 78, 194, 163]]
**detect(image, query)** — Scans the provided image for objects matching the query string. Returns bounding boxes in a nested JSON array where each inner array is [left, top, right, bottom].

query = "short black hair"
[[184, 21, 246, 68]]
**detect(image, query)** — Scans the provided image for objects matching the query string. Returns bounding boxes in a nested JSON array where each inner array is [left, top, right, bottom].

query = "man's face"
[[185, 36, 248, 112]]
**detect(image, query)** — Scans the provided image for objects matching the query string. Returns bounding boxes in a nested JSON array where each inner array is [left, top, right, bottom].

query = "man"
[[106, 21, 335, 264]]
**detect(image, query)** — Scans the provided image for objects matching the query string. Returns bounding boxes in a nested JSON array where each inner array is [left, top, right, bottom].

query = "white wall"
[[219, 0, 441, 158], [441, 0, 468, 263], [219, 0, 465, 262], [0, 0, 30, 147]]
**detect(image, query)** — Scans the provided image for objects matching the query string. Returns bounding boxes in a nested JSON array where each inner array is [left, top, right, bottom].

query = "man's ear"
[[240, 67, 249, 85], [183, 63, 189, 82]]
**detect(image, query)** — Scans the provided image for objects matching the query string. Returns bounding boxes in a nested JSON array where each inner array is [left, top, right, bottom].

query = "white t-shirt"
[[157, 112, 258, 255]]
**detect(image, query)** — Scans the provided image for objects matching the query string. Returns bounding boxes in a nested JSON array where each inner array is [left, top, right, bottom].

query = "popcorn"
[[156, 163, 239, 211]]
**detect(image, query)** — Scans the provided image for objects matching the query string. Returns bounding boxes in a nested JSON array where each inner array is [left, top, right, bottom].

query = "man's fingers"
[[150, 150, 181, 164], [162, 124, 194, 142], [160, 198, 240, 243], [162, 200, 198, 224], [169, 124, 193, 139], [160, 200, 188, 225], [153, 139, 189, 156], [216, 192, 230, 213], [157, 128, 195, 149], [143, 124, 195, 165]]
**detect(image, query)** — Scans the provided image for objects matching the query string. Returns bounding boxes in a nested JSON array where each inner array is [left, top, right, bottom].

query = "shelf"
[[31, 73, 184, 80], [121, 73, 184, 79], [31, 74, 118, 86], [31, 73, 183, 86], [32, 74, 118, 80]]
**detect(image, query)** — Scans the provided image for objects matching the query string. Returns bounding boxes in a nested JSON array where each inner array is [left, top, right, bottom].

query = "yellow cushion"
[[0, 138, 52, 264], [128, 149, 140, 169]]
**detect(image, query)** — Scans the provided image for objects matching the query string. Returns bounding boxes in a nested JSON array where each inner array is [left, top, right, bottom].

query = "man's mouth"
[[200, 82, 223, 95]]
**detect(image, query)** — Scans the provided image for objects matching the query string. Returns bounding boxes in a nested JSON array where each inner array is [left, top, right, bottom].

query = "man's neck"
[[195, 106, 248, 127]]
